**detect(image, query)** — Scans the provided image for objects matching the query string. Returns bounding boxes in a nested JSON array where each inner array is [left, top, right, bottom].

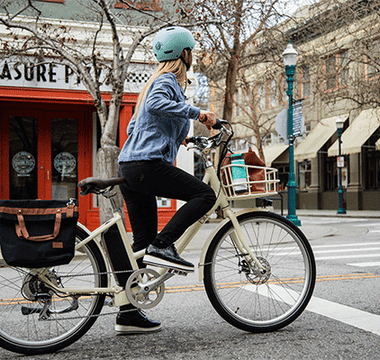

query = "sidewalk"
[[282, 208, 380, 219]]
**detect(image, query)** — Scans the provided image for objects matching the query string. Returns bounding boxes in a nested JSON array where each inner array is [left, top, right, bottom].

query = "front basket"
[[221, 164, 279, 200]]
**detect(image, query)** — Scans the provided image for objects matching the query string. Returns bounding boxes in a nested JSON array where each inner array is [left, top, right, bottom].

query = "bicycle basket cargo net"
[[0, 199, 79, 268], [221, 149, 279, 200]]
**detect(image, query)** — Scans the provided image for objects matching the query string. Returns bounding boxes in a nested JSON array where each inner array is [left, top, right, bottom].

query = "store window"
[[325, 157, 337, 191], [365, 130, 380, 189], [276, 164, 289, 192], [298, 160, 311, 191]]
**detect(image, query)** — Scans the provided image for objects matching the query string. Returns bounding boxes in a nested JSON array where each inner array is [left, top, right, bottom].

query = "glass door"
[[6, 110, 80, 200], [51, 117, 78, 200], [9, 116, 38, 199]]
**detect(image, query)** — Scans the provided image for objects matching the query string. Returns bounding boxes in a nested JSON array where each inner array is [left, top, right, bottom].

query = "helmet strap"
[[180, 55, 191, 71]]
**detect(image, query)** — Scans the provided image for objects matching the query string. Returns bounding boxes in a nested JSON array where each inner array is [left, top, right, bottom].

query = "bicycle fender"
[[198, 208, 257, 282]]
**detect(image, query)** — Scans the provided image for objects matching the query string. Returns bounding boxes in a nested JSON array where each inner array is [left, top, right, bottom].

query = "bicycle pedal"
[[169, 269, 188, 276]]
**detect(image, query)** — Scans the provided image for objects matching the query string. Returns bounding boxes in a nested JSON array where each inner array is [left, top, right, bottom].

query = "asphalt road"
[[1, 215, 380, 360]]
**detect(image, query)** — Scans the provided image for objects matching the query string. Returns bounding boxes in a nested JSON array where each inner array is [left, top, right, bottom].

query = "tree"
[[193, 0, 380, 163], [192, 0, 289, 122], [0, 0, 207, 222]]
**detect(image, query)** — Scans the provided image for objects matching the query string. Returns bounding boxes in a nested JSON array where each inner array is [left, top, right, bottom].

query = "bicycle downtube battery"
[[101, 224, 132, 287]]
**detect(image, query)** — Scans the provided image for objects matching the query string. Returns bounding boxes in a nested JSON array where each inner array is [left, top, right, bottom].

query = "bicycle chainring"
[[125, 268, 165, 309]]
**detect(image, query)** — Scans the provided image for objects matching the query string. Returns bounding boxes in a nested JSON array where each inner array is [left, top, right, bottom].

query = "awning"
[[263, 144, 288, 167], [294, 115, 348, 161], [328, 109, 380, 156]]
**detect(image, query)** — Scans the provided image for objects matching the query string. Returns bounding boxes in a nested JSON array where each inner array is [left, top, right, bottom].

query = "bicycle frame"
[[38, 143, 266, 308]]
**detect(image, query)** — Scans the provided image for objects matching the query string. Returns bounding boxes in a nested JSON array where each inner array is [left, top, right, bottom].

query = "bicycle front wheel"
[[204, 211, 315, 333], [0, 226, 107, 355]]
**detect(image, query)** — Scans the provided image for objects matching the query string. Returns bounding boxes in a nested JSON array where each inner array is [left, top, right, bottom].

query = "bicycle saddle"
[[78, 177, 125, 195]]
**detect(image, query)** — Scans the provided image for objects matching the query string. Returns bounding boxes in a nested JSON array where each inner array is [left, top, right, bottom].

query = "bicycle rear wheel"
[[204, 211, 315, 333], [0, 226, 107, 355]]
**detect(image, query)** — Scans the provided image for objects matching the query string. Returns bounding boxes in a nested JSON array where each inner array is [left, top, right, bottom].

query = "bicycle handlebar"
[[188, 119, 232, 146]]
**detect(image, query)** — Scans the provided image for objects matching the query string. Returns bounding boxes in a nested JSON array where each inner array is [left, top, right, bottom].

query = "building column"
[[307, 156, 321, 209], [347, 153, 362, 210]]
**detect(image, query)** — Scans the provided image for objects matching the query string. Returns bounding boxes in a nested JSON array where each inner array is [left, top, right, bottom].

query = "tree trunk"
[[223, 56, 239, 121], [96, 146, 124, 224]]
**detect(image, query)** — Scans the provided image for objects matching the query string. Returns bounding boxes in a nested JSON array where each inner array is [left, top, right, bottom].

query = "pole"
[[337, 128, 346, 214], [285, 65, 301, 226]]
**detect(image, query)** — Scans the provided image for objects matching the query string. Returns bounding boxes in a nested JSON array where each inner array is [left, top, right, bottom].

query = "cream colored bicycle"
[[0, 120, 316, 355]]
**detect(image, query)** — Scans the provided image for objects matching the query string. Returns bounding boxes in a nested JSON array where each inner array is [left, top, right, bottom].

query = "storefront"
[[0, 59, 178, 230]]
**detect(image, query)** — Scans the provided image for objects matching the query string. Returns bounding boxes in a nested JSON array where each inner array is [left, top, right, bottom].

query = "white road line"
[[307, 297, 380, 336], [307, 242, 379, 249], [347, 262, 380, 267], [313, 247, 380, 254], [246, 284, 380, 336], [315, 254, 380, 260]]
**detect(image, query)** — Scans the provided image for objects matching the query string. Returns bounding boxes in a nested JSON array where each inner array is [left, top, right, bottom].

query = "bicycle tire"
[[0, 226, 107, 355], [204, 211, 316, 333]]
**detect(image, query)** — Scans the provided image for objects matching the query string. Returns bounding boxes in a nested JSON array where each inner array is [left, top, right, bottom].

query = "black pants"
[[118, 160, 216, 252]]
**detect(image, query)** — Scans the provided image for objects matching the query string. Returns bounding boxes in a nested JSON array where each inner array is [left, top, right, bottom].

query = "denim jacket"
[[118, 73, 200, 165]]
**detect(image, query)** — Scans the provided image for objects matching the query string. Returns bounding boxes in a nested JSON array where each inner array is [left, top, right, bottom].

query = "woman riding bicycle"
[[117, 26, 217, 334]]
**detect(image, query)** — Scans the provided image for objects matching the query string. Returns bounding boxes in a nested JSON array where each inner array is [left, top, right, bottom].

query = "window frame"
[[300, 66, 311, 98], [37, 0, 64, 3], [365, 39, 380, 81], [323, 50, 350, 92], [114, 0, 162, 11]]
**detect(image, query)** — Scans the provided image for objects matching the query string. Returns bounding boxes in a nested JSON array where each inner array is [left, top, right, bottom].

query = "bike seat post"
[[103, 189, 119, 212]]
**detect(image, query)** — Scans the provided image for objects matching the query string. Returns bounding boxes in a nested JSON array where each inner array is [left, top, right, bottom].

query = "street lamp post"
[[336, 116, 346, 214], [283, 42, 301, 226]]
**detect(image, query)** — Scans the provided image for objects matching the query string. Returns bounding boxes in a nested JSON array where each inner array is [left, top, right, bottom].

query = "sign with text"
[[275, 102, 305, 142], [337, 156, 345, 168], [0, 57, 154, 93], [292, 100, 304, 137]]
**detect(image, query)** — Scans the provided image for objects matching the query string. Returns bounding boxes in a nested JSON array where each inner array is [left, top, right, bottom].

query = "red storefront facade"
[[0, 86, 177, 231]]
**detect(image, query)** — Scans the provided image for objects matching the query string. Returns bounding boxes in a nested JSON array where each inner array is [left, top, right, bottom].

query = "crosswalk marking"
[[316, 254, 380, 260], [307, 296, 380, 336], [347, 262, 380, 267], [245, 284, 380, 336]]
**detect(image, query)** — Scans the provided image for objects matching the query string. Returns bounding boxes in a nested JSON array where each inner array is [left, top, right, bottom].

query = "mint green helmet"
[[153, 26, 196, 62]]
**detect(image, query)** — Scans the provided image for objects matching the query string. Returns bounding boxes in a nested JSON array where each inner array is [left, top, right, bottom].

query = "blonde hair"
[[134, 49, 191, 116]]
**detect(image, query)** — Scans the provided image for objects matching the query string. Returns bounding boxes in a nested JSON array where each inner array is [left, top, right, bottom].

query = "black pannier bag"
[[0, 199, 79, 268]]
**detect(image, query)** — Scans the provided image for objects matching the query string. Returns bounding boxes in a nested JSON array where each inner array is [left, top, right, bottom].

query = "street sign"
[[293, 101, 304, 137], [275, 103, 305, 142], [337, 156, 345, 168], [275, 108, 288, 142]]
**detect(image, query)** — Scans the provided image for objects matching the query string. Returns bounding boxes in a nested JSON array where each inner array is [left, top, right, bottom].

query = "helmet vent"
[[164, 50, 173, 54]]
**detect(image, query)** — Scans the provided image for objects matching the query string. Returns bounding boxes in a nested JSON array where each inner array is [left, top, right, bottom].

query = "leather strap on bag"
[[0, 204, 78, 242]]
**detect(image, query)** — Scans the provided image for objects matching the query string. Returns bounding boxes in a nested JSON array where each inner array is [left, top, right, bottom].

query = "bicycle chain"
[[42, 308, 137, 321], [58, 269, 134, 278]]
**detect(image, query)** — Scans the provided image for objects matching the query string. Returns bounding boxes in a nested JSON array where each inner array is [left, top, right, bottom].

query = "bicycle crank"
[[125, 268, 167, 309]]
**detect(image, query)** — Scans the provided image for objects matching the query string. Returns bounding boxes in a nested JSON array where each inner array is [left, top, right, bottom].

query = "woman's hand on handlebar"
[[199, 111, 216, 130], [181, 136, 190, 147]]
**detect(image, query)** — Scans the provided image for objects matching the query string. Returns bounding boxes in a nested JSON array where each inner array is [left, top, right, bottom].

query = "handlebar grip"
[[212, 119, 223, 130]]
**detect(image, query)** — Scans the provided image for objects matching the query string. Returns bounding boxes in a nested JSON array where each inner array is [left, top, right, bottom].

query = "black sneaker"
[[115, 308, 161, 335], [143, 244, 195, 272]]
